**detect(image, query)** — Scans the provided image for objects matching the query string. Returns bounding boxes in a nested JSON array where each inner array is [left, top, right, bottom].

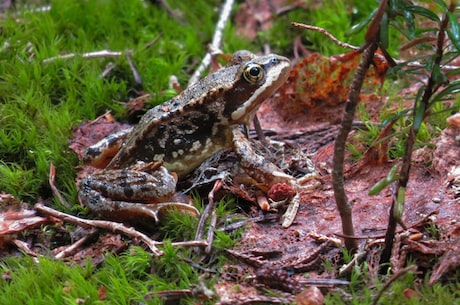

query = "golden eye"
[[243, 63, 264, 83]]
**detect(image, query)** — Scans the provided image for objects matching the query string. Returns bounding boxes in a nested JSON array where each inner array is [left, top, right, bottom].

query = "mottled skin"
[[78, 52, 292, 224]]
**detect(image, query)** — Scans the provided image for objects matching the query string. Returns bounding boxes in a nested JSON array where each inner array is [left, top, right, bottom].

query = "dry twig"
[[43, 49, 123, 63], [291, 22, 359, 50], [331, 0, 388, 251], [188, 0, 235, 86], [35, 203, 209, 256], [371, 265, 417, 305], [35, 203, 164, 255], [49, 163, 72, 208], [54, 228, 98, 259], [195, 180, 223, 254]]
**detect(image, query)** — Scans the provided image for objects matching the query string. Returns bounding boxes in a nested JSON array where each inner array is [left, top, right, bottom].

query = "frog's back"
[[107, 64, 241, 176]]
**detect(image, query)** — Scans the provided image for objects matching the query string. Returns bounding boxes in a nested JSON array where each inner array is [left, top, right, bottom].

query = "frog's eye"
[[243, 63, 264, 83]]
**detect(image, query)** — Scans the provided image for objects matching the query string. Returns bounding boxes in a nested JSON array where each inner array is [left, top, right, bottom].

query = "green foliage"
[[347, 0, 460, 162], [0, 247, 217, 305], [261, 0, 377, 55], [326, 264, 460, 305], [0, 257, 98, 305]]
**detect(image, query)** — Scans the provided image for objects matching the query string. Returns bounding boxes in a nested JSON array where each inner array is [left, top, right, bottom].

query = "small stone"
[[295, 286, 324, 305]]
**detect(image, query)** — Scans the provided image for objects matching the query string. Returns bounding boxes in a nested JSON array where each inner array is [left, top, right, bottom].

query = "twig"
[[195, 180, 222, 253], [252, 114, 268, 145], [281, 193, 300, 228], [54, 228, 98, 259], [144, 33, 162, 50], [179, 257, 217, 273], [291, 22, 459, 71], [43, 49, 123, 63], [126, 51, 142, 85], [35, 203, 209, 256], [34, 203, 163, 255], [332, 43, 378, 250], [338, 243, 367, 276], [49, 163, 72, 209], [156, 0, 184, 23], [291, 22, 359, 51], [12, 240, 40, 262], [163, 240, 208, 248], [188, 0, 235, 86], [101, 62, 117, 78], [331, 0, 387, 251], [205, 210, 217, 254]]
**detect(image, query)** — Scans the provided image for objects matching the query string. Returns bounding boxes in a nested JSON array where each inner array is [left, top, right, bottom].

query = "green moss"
[[0, 0, 225, 202], [0, 247, 218, 305]]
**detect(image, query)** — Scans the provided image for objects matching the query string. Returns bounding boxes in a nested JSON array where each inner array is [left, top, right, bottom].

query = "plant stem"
[[332, 42, 379, 250], [379, 3, 452, 268]]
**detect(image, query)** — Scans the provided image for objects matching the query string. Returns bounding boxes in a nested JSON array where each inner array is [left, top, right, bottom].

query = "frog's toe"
[[154, 202, 200, 218]]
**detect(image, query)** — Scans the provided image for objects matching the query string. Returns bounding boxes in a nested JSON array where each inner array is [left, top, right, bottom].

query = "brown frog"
[[78, 51, 294, 224]]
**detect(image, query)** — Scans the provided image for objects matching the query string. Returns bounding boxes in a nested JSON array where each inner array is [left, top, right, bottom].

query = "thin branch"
[[12, 240, 40, 262], [165, 240, 208, 248], [188, 0, 235, 86], [291, 22, 359, 51], [126, 51, 142, 85], [43, 49, 123, 63], [331, 0, 388, 251], [34, 203, 164, 255], [195, 180, 222, 254], [49, 163, 72, 209], [291, 22, 459, 71], [54, 228, 98, 259], [35, 203, 209, 256], [332, 41, 380, 251]]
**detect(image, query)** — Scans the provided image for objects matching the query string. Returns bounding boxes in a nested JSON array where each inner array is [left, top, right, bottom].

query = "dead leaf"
[[0, 209, 47, 236], [69, 114, 131, 161]]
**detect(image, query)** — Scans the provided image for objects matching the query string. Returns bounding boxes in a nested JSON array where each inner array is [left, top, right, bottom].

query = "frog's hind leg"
[[78, 187, 163, 223], [78, 186, 198, 224], [78, 165, 198, 224]]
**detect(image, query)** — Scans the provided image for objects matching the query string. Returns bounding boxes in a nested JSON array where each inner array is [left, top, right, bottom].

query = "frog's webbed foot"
[[154, 202, 200, 218]]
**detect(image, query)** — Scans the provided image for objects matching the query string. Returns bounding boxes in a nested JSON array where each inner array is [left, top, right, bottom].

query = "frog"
[[78, 51, 295, 225]]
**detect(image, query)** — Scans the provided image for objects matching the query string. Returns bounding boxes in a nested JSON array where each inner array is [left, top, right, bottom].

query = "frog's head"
[[224, 54, 291, 125]]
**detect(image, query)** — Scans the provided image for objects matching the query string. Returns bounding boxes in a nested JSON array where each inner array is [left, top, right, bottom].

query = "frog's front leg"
[[78, 162, 199, 224], [232, 128, 296, 189], [232, 128, 322, 227]]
